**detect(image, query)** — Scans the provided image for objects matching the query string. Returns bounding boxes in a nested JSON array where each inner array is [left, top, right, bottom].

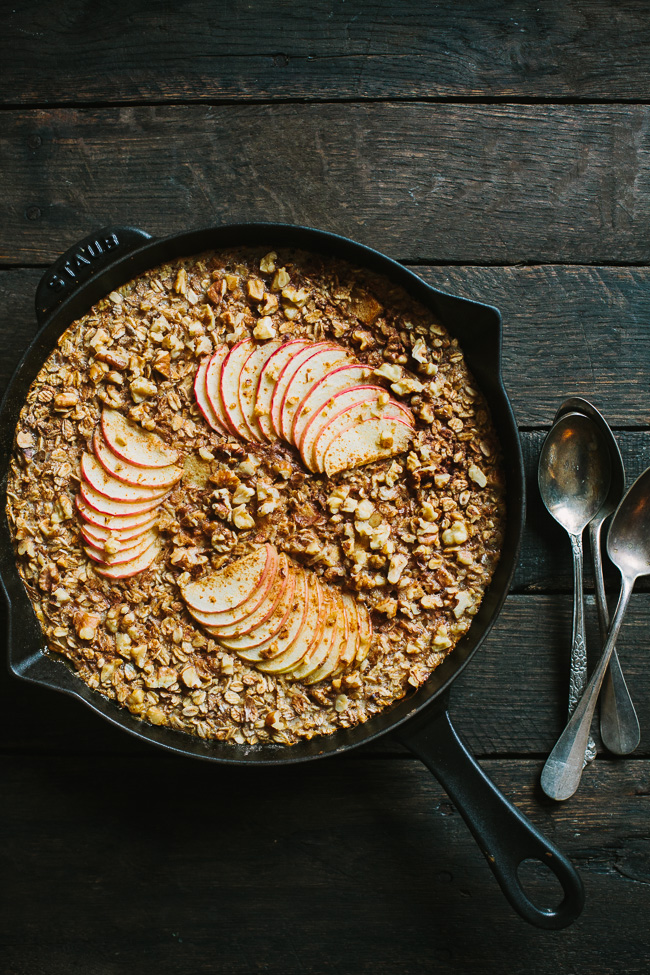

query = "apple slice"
[[219, 338, 256, 440], [93, 538, 160, 579], [184, 547, 280, 630], [80, 481, 163, 517], [102, 409, 178, 468], [236, 568, 309, 663], [292, 363, 374, 449], [81, 453, 170, 504], [93, 428, 182, 489], [237, 340, 283, 442], [289, 587, 339, 681], [256, 573, 325, 674], [300, 386, 384, 471], [310, 394, 414, 474], [322, 415, 415, 476], [204, 345, 234, 435], [356, 603, 372, 662], [254, 338, 309, 441], [194, 357, 227, 434], [269, 342, 343, 439], [75, 494, 160, 531], [279, 345, 353, 443], [209, 554, 292, 639], [181, 544, 272, 614], [80, 519, 156, 549], [218, 561, 298, 649], [84, 529, 158, 566], [334, 593, 360, 673], [303, 603, 347, 684]]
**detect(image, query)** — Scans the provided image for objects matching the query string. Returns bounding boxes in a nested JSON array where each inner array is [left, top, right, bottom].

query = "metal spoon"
[[555, 398, 639, 755], [538, 412, 612, 764], [541, 466, 650, 800]]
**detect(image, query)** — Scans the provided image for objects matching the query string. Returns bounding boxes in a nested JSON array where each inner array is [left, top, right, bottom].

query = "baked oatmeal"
[[6, 248, 506, 745]]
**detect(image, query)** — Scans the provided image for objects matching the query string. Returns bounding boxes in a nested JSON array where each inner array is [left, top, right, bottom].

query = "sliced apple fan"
[[76, 409, 182, 578], [194, 338, 415, 473], [181, 543, 372, 684]]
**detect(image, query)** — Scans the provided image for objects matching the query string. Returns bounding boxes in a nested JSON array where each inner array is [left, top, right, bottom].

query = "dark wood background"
[[1, 3, 649, 973]]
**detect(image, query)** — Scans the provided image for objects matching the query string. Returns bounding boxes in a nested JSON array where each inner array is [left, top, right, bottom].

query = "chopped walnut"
[[75, 612, 101, 641], [272, 268, 290, 290], [468, 464, 488, 488], [53, 391, 79, 410], [374, 362, 402, 383], [387, 553, 409, 584], [411, 337, 428, 362], [232, 483, 255, 505], [232, 506, 255, 530], [442, 522, 468, 546], [376, 597, 398, 618], [335, 694, 349, 713], [260, 252, 277, 273], [355, 499, 375, 521], [130, 377, 158, 401], [253, 317, 276, 340], [247, 278, 265, 302], [391, 377, 425, 396]]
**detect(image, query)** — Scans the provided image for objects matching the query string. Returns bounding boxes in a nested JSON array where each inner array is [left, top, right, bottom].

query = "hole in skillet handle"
[[35, 226, 154, 325], [395, 705, 585, 930], [517, 858, 566, 912]]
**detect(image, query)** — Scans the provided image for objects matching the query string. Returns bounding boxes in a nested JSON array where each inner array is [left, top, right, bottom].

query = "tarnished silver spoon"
[[538, 412, 612, 764], [555, 398, 639, 756], [541, 466, 650, 800]]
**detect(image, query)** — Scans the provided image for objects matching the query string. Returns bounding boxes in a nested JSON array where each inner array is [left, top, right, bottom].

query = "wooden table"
[[2, 3, 649, 972]]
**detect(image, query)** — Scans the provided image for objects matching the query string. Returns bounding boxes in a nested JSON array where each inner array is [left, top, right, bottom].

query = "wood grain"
[[3, 1, 650, 104], [2, 753, 648, 975], [418, 265, 650, 426], [2, 593, 648, 758], [2, 104, 650, 265], [516, 430, 650, 592]]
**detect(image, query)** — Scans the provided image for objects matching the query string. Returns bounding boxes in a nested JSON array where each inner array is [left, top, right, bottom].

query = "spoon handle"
[[590, 520, 641, 755], [541, 578, 633, 801], [569, 532, 596, 763]]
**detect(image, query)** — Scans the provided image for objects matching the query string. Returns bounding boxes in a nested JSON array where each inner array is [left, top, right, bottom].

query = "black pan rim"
[[0, 221, 525, 765]]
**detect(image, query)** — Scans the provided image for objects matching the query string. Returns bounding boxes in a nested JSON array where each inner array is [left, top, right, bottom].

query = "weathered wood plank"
[[2, 594, 649, 758], [0, 269, 40, 393], [418, 265, 650, 427], [516, 430, 650, 592], [2, 105, 650, 264], [453, 592, 650, 758], [3, 1, 650, 104], [2, 266, 649, 428], [1, 754, 648, 974]]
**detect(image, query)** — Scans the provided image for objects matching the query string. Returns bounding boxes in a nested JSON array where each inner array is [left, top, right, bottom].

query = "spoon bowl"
[[608, 468, 650, 579], [554, 397, 625, 528], [538, 412, 612, 536]]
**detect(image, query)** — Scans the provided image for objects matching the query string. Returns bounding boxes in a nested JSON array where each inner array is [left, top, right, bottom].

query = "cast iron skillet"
[[0, 223, 584, 929]]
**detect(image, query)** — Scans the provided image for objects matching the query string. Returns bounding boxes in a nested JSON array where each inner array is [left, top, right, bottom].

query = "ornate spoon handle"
[[569, 533, 596, 763], [542, 579, 633, 800]]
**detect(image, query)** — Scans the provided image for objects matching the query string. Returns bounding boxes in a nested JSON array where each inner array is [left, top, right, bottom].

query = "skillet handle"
[[395, 707, 585, 929], [35, 226, 153, 324]]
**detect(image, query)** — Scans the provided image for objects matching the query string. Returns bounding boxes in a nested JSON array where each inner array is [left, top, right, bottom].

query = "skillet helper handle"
[[395, 707, 584, 930], [35, 226, 153, 324]]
